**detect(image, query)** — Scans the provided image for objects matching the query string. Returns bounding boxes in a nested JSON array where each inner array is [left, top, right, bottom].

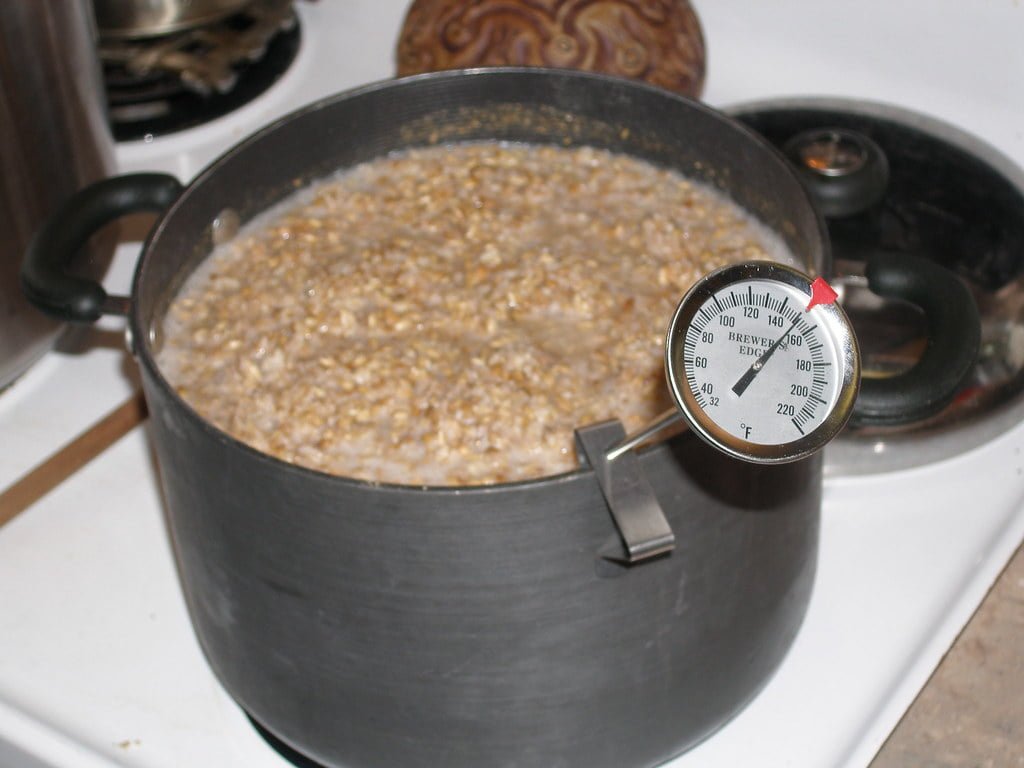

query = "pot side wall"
[[143, 364, 820, 768]]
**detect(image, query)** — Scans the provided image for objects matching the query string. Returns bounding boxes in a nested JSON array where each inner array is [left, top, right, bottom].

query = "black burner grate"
[[100, 0, 301, 141]]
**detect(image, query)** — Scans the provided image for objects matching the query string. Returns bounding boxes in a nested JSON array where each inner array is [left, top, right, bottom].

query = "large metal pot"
[[18, 70, 976, 767], [0, 0, 114, 389]]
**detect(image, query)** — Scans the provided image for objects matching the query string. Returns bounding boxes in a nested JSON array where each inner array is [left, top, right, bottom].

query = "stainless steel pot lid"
[[728, 97, 1024, 475]]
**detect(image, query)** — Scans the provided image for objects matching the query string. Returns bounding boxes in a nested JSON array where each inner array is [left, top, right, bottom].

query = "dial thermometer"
[[664, 261, 861, 464]]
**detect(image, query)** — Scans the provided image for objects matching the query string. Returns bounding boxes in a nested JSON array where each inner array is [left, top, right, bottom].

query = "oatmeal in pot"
[[158, 142, 791, 485]]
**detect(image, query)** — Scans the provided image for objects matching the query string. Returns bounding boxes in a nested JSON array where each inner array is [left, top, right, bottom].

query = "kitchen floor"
[[871, 542, 1024, 767]]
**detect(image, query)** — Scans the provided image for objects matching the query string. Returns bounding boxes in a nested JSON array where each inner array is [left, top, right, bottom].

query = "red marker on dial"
[[805, 277, 839, 311]]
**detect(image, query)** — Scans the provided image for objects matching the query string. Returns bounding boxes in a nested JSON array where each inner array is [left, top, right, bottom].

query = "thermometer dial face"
[[666, 261, 860, 464]]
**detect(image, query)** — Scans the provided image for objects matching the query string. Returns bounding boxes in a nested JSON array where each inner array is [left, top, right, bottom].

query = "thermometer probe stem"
[[605, 407, 685, 462]]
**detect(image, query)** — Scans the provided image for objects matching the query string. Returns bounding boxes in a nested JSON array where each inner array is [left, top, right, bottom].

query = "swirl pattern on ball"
[[397, 0, 705, 98]]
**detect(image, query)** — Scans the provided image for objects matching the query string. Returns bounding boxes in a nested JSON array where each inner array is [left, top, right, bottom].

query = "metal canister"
[[0, 0, 114, 388]]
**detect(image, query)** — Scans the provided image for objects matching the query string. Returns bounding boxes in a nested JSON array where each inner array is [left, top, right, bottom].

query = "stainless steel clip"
[[574, 416, 679, 564]]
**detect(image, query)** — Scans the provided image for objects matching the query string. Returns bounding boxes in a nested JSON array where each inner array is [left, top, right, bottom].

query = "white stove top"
[[2, 1, 1023, 766]]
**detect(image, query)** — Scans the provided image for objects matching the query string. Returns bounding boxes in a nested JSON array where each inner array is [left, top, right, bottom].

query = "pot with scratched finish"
[[27, 70, 828, 767]]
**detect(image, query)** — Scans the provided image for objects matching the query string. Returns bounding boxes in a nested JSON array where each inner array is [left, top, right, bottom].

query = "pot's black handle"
[[850, 252, 980, 426], [21, 173, 184, 323]]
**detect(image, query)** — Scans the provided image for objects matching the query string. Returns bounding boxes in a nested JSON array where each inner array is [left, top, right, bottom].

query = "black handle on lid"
[[784, 127, 890, 218], [21, 173, 184, 323], [783, 126, 982, 426], [851, 251, 981, 426]]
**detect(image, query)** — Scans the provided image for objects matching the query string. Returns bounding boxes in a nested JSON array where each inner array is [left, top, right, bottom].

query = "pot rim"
[[130, 67, 830, 494]]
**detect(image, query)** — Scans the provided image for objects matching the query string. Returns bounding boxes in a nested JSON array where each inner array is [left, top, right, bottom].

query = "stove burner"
[[100, 0, 300, 141]]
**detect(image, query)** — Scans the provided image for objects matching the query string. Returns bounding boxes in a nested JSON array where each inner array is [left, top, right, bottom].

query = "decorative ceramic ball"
[[396, 0, 706, 99]]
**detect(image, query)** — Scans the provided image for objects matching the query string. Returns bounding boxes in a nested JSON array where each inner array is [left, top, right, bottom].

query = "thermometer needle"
[[731, 316, 802, 397]]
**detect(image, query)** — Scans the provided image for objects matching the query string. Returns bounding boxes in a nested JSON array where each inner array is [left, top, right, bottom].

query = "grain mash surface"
[[158, 142, 785, 485]]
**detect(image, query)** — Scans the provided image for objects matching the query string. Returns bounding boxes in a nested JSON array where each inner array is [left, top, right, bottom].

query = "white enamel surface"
[[1, 1, 1023, 767]]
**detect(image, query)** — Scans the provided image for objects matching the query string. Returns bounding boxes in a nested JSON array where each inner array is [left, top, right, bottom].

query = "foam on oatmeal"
[[158, 142, 793, 485]]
